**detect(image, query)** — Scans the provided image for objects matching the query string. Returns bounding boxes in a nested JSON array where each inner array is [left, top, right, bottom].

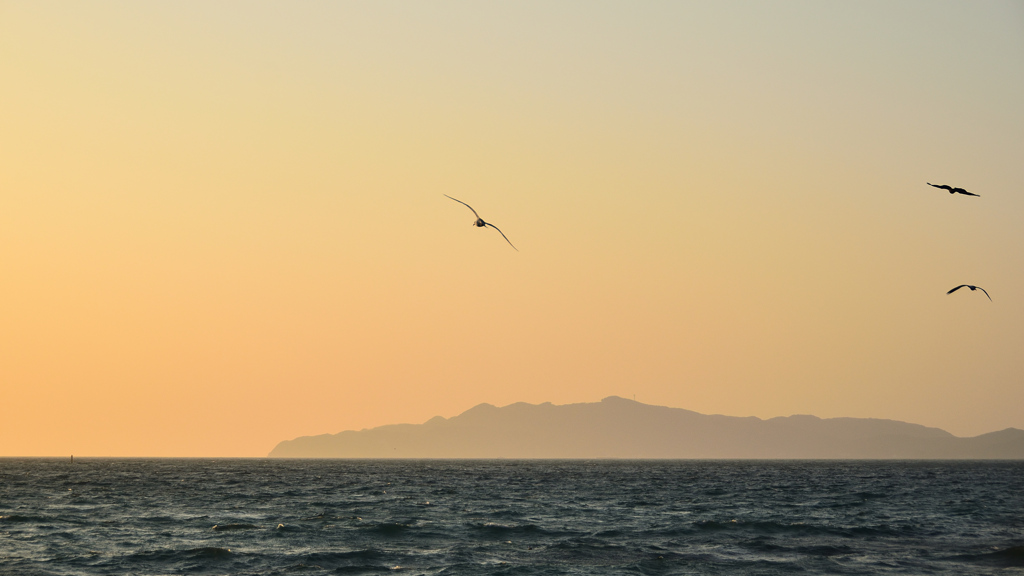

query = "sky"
[[2, 0, 1022, 457]]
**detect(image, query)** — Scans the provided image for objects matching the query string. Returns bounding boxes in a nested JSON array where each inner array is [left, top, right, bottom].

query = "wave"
[[539, 538, 639, 566], [953, 545, 1024, 568], [294, 549, 403, 572], [0, 514, 41, 523], [119, 546, 235, 563], [277, 562, 327, 572], [467, 521, 550, 537], [301, 550, 385, 563], [687, 518, 923, 540], [187, 547, 234, 559], [694, 519, 842, 536], [365, 521, 417, 536], [211, 523, 260, 531], [793, 544, 858, 557]]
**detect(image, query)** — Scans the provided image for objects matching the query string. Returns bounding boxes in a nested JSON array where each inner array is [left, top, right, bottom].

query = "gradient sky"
[[2, 1, 1023, 457]]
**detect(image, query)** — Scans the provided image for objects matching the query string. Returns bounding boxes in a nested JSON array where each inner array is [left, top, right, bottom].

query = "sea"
[[1, 459, 1022, 575]]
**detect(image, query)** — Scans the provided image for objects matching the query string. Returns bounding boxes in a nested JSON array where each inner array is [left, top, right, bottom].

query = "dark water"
[[1, 460, 1022, 575]]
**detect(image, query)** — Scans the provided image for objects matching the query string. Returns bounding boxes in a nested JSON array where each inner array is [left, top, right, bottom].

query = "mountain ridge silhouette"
[[269, 396, 1024, 459]]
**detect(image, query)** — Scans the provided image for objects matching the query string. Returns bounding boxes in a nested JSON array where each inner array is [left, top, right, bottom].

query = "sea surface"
[[1, 459, 1022, 575]]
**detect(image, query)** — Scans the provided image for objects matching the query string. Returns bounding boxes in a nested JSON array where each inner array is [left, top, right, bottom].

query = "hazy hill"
[[269, 396, 1024, 459]]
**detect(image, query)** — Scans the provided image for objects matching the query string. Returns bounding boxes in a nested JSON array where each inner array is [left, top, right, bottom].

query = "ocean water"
[[1, 459, 1022, 575]]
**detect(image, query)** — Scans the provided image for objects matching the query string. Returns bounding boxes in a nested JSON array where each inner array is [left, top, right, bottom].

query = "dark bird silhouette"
[[947, 284, 991, 301], [444, 195, 517, 251], [928, 183, 979, 197]]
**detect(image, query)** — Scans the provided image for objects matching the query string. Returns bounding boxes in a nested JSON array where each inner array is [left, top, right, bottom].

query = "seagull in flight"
[[947, 285, 991, 301], [444, 195, 517, 251], [927, 183, 979, 197]]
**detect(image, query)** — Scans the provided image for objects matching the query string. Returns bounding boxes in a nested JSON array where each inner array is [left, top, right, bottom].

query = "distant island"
[[269, 396, 1024, 459]]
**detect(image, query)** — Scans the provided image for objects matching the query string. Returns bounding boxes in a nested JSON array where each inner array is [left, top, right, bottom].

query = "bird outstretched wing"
[[928, 183, 953, 191], [976, 287, 992, 300], [946, 285, 967, 294], [484, 222, 518, 251], [955, 189, 980, 197], [444, 195, 480, 219]]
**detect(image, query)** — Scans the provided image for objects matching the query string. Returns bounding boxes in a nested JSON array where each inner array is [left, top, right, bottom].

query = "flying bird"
[[927, 183, 979, 197], [947, 285, 991, 301], [444, 195, 517, 251]]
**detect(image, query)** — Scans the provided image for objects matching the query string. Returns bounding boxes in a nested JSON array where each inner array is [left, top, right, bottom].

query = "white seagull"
[[946, 285, 991, 301], [444, 195, 517, 251]]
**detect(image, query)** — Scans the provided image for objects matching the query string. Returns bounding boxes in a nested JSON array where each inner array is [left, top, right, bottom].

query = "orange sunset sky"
[[2, 1, 1023, 457]]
